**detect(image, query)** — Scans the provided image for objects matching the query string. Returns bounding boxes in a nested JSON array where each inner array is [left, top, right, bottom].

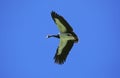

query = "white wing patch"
[[55, 18, 67, 33], [57, 35, 75, 55], [57, 39, 68, 55]]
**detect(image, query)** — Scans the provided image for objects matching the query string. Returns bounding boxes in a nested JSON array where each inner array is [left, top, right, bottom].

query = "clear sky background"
[[0, 0, 120, 78]]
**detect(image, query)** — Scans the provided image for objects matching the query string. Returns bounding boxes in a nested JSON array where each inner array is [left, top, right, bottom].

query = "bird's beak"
[[46, 35, 49, 38]]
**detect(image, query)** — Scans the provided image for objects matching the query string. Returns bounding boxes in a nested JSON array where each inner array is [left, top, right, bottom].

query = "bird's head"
[[46, 35, 51, 38]]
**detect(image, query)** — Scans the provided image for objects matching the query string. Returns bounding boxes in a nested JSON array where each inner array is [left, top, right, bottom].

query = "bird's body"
[[47, 11, 79, 64], [59, 33, 78, 43]]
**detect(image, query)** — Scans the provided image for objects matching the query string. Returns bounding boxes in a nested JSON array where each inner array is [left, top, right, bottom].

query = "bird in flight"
[[46, 11, 79, 64]]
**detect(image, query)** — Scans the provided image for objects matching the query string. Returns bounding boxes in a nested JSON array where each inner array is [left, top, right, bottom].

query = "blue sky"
[[0, 0, 120, 78]]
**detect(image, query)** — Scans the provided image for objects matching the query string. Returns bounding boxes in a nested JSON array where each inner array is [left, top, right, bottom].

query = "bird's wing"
[[51, 11, 73, 33], [54, 38, 74, 64]]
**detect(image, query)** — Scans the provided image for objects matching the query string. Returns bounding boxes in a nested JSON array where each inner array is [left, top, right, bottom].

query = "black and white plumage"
[[47, 11, 79, 64]]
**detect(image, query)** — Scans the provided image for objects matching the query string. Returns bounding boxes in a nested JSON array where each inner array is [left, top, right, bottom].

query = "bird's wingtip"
[[51, 11, 56, 13]]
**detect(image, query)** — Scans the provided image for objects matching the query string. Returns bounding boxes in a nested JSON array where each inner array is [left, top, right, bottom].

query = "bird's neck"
[[48, 34, 60, 38]]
